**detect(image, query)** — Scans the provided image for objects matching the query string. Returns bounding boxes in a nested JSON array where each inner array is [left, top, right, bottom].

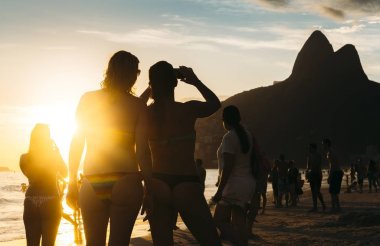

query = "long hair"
[[222, 105, 250, 154], [148, 61, 177, 132], [28, 123, 55, 162], [101, 50, 139, 92]]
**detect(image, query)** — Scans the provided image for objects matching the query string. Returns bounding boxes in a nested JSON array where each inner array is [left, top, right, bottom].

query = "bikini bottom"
[[152, 172, 200, 190], [85, 172, 141, 203]]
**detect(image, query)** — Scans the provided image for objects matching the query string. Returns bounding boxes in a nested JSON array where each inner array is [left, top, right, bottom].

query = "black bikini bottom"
[[152, 172, 200, 190]]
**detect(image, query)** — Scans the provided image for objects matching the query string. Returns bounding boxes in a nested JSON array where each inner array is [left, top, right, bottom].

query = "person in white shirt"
[[213, 105, 256, 246]]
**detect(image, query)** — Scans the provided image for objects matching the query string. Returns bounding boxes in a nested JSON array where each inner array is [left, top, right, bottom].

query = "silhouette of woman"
[[66, 51, 152, 245], [20, 123, 68, 246], [213, 105, 256, 246], [322, 138, 343, 213], [146, 61, 221, 246]]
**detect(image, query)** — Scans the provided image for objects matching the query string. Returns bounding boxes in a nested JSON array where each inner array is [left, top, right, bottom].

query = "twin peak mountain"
[[195, 30, 380, 167]]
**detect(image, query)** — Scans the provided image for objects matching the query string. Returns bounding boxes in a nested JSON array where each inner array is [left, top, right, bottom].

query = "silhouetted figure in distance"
[[322, 138, 343, 213], [270, 160, 280, 206], [306, 143, 326, 212], [367, 160, 378, 193], [20, 123, 68, 246], [277, 154, 289, 207]]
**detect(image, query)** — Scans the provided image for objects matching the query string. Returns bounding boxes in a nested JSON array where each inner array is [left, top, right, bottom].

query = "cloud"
[[319, 6, 345, 20], [245, 0, 380, 21], [78, 27, 303, 51], [255, 0, 290, 8], [161, 14, 206, 26], [323, 24, 365, 34]]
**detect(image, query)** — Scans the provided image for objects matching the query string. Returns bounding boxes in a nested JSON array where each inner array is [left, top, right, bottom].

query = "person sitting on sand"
[[322, 138, 343, 213], [66, 51, 153, 245], [306, 143, 326, 212], [213, 105, 256, 246], [20, 123, 68, 246], [146, 61, 221, 246]]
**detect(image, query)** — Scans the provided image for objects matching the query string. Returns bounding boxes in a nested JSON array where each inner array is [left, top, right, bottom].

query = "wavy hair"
[[101, 50, 139, 92]]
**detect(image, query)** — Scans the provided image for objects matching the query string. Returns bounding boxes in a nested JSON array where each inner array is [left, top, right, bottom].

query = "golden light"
[[27, 102, 77, 162]]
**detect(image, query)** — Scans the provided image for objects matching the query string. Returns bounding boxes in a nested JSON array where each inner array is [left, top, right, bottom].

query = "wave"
[[0, 198, 12, 204], [0, 185, 22, 192]]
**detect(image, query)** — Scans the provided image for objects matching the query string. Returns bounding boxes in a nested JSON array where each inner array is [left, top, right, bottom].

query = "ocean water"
[[0, 170, 224, 243], [0, 172, 27, 242]]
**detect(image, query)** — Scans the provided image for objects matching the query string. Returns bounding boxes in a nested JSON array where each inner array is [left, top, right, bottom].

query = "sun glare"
[[28, 103, 77, 161]]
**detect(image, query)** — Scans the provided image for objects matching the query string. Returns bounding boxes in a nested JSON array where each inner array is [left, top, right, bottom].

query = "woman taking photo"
[[20, 123, 67, 246], [146, 61, 221, 246], [213, 105, 256, 246], [67, 51, 152, 245]]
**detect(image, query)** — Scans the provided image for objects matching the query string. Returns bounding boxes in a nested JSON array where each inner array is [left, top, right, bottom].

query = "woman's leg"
[[79, 179, 109, 246], [231, 206, 248, 246], [174, 182, 221, 246], [109, 175, 143, 245], [149, 178, 175, 246], [261, 192, 267, 214], [41, 198, 62, 246], [246, 193, 259, 238], [214, 203, 234, 240], [23, 199, 42, 246]]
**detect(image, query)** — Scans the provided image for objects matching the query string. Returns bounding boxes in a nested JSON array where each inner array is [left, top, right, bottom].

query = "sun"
[[28, 102, 77, 162]]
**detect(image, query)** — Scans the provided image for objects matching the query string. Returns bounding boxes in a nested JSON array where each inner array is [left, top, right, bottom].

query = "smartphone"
[[173, 68, 185, 80]]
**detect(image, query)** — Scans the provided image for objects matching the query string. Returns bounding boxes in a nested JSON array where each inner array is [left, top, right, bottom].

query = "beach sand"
[[2, 185, 380, 245]]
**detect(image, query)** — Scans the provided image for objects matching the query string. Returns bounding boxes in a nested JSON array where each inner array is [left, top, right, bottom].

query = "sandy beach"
[[3, 181, 380, 246]]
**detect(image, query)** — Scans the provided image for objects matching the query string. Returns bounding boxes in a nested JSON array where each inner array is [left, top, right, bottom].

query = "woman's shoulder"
[[222, 130, 238, 142], [20, 153, 29, 163], [78, 89, 104, 103]]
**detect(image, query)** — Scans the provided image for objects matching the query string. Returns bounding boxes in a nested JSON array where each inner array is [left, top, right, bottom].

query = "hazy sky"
[[1, 0, 380, 169]]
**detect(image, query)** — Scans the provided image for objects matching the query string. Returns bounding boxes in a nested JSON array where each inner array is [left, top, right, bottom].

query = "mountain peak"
[[289, 30, 334, 81], [331, 44, 368, 81]]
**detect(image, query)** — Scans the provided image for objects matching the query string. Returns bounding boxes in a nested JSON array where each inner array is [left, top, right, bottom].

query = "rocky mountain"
[[195, 30, 380, 168]]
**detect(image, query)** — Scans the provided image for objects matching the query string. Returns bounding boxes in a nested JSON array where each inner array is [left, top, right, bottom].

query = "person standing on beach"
[[355, 157, 366, 193], [66, 51, 153, 245], [306, 143, 326, 212], [269, 160, 280, 206], [367, 160, 378, 193], [322, 138, 343, 213], [20, 123, 68, 246], [146, 61, 221, 246], [287, 160, 299, 207], [213, 105, 256, 246], [277, 154, 289, 207]]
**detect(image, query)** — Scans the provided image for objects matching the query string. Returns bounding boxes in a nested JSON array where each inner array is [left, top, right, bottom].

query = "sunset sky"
[[1, 0, 380, 170]]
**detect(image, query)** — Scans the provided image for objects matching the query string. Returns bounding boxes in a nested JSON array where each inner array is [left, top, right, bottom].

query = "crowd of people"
[[18, 50, 378, 246], [349, 157, 380, 193]]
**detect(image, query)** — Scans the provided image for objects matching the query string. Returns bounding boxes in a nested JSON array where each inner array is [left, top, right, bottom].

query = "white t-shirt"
[[217, 128, 256, 207]]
